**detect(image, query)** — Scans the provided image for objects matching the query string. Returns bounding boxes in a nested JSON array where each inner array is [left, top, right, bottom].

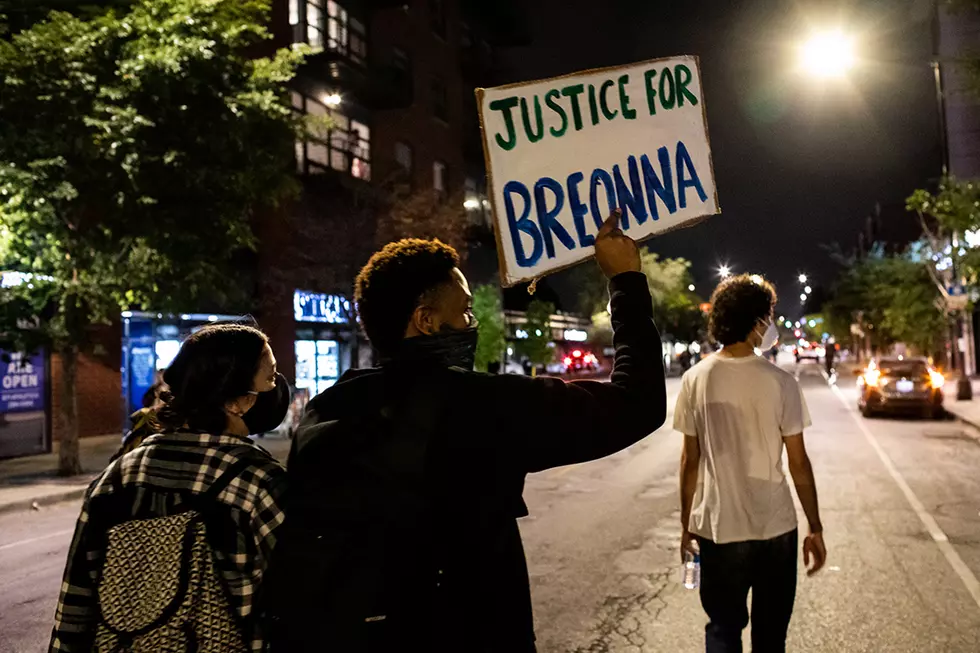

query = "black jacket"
[[275, 271, 666, 651]]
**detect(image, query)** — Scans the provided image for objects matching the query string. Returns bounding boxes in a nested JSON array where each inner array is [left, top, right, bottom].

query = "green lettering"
[[599, 79, 618, 120], [644, 69, 658, 115], [618, 74, 636, 120], [675, 65, 698, 106], [490, 97, 520, 151], [561, 84, 586, 131], [545, 89, 568, 137], [519, 96, 544, 143], [659, 67, 676, 110], [587, 84, 600, 125]]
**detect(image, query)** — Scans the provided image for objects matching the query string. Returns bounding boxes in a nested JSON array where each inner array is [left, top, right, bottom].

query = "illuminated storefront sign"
[[293, 290, 351, 324]]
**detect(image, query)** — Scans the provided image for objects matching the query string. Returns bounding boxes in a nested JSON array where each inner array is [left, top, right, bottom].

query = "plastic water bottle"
[[682, 551, 700, 590]]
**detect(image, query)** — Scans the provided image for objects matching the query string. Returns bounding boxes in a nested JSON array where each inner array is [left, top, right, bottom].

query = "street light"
[[804, 285, 812, 294], [718, 265, 731, 278], [688, 284, 696, 292], [798, 273, 807, 284], [800, 293, 807, 301], [800, 30, 856, 79]]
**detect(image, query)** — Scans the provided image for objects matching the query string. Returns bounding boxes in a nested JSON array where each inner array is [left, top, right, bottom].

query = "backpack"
[[93, 457, 252, 653], [265, 378, 446, 652]]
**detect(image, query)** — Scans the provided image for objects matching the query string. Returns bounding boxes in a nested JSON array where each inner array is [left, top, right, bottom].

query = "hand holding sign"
[[594, 209, 641, 279]]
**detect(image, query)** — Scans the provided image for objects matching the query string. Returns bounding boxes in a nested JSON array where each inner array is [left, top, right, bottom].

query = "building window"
[[289, 0, 300, 26], [300, 0, 367, 66], [433, 160, 447, 193], [430, 0, 446, 39], [292, 92, 371, 180], [432, 76, 448, 122], [395, 142, 413, 175]]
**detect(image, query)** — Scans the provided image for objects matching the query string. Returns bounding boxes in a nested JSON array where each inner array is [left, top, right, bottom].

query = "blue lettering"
[[640, 148, 677, 220], [676, 141, 708, 208], [567, 172, 595, 247], [589, 169, 617, 232], [503, 181, 543, 267], [613, 155, 648, 228], [533, 177, 575, 259]]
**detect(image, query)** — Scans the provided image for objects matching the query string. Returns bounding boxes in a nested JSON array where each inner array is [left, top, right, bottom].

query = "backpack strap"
[[197, 457, 255, 509]]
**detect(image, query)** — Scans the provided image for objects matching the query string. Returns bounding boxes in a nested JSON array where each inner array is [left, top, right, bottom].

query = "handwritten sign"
[[477, 56, 719, 286]]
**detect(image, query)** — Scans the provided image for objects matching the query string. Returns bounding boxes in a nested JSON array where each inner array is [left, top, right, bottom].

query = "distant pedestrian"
[[50, 323, 292, 653], [264, 210, 667, 652], [676, 274, 826, 652], [109, 377, 168, 462], [825, 341, 837, 377]]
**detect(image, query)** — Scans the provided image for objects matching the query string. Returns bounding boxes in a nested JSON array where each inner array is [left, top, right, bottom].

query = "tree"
[[515, 299, 554, 376], [824, 249, 945, 359], [0, 0, 307, 474], [375, 188, 471, 260], [472, 284, 506, 372], [577, 250, 705, 344]]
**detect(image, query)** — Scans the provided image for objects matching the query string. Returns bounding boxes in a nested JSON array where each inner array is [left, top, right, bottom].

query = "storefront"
[[0, 350, 49, 459], [292, 289, 358, 398], [120, 312, 243, 424]]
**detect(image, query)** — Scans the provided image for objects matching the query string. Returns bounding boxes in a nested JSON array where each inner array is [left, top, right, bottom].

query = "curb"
[[0, 486, 88, 518], [945, 409, 980, 443]]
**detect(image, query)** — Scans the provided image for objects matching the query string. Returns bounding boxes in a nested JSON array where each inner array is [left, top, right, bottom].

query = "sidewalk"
[[0, 433, 292, 517], [942, 378, 980, 432]]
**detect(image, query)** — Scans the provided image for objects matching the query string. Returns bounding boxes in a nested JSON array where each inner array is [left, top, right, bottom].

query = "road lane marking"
[[0, 528, 74, 552], [829, 382, 980, 611]]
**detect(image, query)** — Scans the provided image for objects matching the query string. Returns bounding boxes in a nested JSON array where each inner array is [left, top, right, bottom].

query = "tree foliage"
[[824, 249, 945, 356], [577, 250, 705, 343], [515, 299, 554, 369], [907, 177, 980, 297], [0, 0, 306, 472], [376, 189, 471, 260], [471, 283, 505, 372]]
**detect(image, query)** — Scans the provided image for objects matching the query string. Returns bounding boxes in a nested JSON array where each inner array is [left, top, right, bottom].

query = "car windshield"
[[878, 362, 928, 377]]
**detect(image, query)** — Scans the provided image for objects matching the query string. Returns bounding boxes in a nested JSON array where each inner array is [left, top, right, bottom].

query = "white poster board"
[[477, 56, 719, 287]]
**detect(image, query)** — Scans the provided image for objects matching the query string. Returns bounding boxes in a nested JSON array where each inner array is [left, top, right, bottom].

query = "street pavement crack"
[[571, 570, 672, 653]]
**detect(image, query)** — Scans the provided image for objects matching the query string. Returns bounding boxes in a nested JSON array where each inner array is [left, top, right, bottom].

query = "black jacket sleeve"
[[484, 271, 666, 473]]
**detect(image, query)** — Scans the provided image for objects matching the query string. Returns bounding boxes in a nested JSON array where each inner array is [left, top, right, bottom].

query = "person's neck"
[[719, 340, 756, 358]]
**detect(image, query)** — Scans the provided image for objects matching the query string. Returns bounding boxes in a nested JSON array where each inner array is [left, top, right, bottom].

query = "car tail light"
[[864, 369, 881, 387], [928, 369, 945, 389], [563, 357, 572, 366]]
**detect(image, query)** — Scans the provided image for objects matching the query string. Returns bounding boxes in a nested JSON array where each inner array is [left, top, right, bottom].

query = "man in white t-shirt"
[[676, 274, 826, 653]]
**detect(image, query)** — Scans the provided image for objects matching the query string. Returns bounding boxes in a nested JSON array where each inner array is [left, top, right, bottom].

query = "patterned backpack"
[[94, 458, 251, 653]]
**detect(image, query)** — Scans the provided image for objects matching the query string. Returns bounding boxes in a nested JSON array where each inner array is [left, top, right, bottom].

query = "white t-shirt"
[[674, 353, 811, 544]]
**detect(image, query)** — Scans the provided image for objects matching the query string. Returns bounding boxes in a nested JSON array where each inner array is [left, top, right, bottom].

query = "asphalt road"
[[2, 362, 980, 652]]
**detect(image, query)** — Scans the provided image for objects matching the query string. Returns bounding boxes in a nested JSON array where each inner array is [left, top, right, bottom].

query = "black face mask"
[[391, 326, 479, 371], [243, 372, 292, 435]]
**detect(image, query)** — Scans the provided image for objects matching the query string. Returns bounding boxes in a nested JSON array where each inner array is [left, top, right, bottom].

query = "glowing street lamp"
[[800, 30, 856, 79], [804, 285, 812, 294], [798, 273, 808, 284], [800, 293, 807, 301], [688, 284, 696, 292], [718, 265, 731, 278]]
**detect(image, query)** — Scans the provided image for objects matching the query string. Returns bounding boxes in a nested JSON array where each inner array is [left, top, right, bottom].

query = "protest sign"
[[477, 56, 719, 287]]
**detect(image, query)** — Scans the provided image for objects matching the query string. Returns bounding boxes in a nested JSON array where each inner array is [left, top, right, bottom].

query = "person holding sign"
[[675, 274, 826, 652], [266, 210, 666, 652]]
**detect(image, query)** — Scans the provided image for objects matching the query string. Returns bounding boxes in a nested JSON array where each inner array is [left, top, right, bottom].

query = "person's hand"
[[681, 529, 699, 563], [803, 530, 826, 576], [594, 209, 641, 279]]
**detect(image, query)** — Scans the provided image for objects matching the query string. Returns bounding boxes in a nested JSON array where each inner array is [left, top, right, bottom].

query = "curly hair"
[[708, 274, 777, 346], [156, 323, 269, 434], [354, 238, 460, 356]]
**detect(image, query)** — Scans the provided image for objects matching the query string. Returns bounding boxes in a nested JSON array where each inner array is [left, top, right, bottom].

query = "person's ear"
[[410, 303, 438, 336]]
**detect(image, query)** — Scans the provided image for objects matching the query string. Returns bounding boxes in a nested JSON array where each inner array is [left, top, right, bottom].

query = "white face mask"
[[755, 320, 779, 351]]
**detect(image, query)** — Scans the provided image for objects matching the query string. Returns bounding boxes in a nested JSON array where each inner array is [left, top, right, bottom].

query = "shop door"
[[295, 339, 341, 397]]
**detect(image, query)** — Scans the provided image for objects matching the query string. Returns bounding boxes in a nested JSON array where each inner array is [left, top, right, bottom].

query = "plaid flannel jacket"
[[49, 432, 287, 653]]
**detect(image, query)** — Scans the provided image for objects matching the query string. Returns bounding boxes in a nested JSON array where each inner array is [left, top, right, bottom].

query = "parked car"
[[857, 357, 945, 419]]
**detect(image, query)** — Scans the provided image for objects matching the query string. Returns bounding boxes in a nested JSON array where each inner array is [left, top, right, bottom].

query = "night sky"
[[495, 0, 941, 317]]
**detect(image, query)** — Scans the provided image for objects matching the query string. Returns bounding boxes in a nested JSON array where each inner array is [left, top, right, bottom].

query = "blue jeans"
[[697, 529, 798, 653]]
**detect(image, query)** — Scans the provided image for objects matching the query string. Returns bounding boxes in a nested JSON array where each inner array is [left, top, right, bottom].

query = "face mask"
[[755, 321, 779, 352], [243, 372, 292, 435], [393, 327, 479, 371]]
